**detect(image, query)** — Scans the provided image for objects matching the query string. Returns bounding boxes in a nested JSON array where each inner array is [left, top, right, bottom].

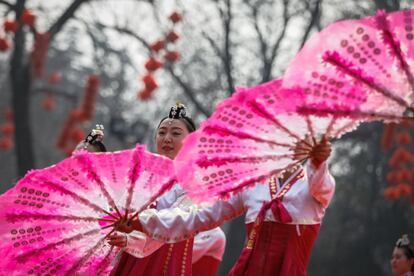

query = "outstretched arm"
[[116, 194, 245, 243]]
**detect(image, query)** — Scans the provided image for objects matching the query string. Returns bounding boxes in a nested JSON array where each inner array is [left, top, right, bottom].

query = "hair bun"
[[169, 102, 188, 119], [396, 234, 411, 247]]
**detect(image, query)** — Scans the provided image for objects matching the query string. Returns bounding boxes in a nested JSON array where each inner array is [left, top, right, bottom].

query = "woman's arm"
[[306, 161, 336, 208], [107, 231, 164, 258], [118, 194, 245, 243]]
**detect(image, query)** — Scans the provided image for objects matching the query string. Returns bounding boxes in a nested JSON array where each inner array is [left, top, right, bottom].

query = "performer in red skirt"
[[116, 137, 335, 276]]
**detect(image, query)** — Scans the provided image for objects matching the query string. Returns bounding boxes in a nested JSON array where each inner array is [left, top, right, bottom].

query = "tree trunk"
[[9, 0, 90, 177], [10, 0, 35, 177]]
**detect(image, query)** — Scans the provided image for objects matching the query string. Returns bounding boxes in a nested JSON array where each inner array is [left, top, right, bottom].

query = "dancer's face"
[[390, 247, 414, 275], [156, 119, 190, 159]]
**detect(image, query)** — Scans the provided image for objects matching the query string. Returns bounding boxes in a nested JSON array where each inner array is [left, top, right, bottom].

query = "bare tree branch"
[[262, 0, 290, 82], [165, 65, 211, 117], [222, 0, 235, 95], [48, 0, 91, 38], [0, 0, 13, 9], [94, 21, 210, 116], [247, 1, 268, 81], [32, 85, 78, 102], [298, 0, 322, 49], [201, 30, 225, 61]]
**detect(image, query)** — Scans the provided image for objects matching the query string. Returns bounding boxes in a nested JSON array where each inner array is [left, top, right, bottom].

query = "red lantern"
[[0, 123, 15, 136], [150, 40, 165, 52], [0, 38, 10, 52], [165, 51, 180, 63], [138, 89, 152, 101], [386, 171, 399, 184], [384, 187, 398, 200], [48, 72, 62, 84], [389, 147, 414, 167], [42, 97, 56, 111], [398, 184, 412, 196], [21, 10, 36, 27], [145, 58, 162, 72], [142, 74, 158, 91], [169, 12, 182, 24], [166, 31, 179, 43], [4, 20, 18, 33], [0, 137, 13, 150]]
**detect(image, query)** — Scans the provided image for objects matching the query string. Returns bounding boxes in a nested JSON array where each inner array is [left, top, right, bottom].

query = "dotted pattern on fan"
[[185, 155, 293, 202], [50, 164, 90, 191], [12, 186, 58, 209], [305, 69, 367, 106], [403, 11, 414, 39], [16, 228, 103, 263], [0, 146, 176, 275], [283, 9, 414, 122], [216, 105, 271, 135], [197, 136, 258, 156], [204, 89, 299, 146], [27, 250, 73, 275], [10, 225, 65, 249]]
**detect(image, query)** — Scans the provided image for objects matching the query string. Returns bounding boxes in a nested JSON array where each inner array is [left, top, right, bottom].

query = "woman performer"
[[391, 234, 414, 276], [116, 135, 335, 276], [108, 103, 226, 276]]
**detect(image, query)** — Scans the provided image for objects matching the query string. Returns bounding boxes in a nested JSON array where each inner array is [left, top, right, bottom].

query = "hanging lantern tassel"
[[56, 109, 82, 149], [381, 123, 396, 150], [31, 32, 50, 78], [80, 75, 100, 121]]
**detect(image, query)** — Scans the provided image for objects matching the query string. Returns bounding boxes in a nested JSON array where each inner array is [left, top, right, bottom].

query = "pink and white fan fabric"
[[175, 79, 359, 203], [282, 9, 414, 122], [0, 145, 175, 275]]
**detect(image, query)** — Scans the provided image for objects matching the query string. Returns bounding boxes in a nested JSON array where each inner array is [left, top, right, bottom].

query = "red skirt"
[[192, 256, 221, 276], [229, 222, 320, 276], [110, 238, 193, 276]]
